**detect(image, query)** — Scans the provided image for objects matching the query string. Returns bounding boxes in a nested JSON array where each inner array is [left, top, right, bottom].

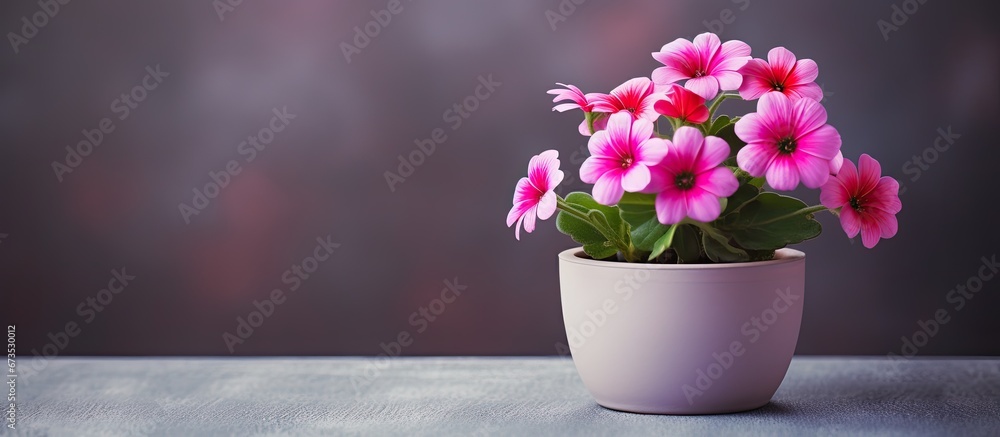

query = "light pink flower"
[[507, 150, 564, 240], [589, 77, 664, 122], [548, 83, 604, 136], [651, 32, 751, 100], [580, 112, 669, 205], [820, 154, 901, 248], [653, 84, 710, 125], [738, 47, 823, 101], [734, 92, 842, 190], [647, 127, 738, 224]]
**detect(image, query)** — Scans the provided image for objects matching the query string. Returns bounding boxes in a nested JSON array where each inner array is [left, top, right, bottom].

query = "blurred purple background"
[[1, 0, 998, 356]]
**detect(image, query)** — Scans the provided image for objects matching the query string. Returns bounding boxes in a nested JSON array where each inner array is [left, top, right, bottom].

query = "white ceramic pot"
[[558, 247, 806, 415]]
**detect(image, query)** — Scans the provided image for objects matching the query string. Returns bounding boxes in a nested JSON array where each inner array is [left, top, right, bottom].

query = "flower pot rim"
[[559, 247, 804, 270]]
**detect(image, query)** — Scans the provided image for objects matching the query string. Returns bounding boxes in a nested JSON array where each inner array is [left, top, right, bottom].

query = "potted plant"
[[506, 32, 902, 414]]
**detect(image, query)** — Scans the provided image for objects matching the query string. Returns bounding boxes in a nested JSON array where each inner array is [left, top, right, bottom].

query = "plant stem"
[[556, 197, 640, 263], [556, 197, 594, 223], [755, 205, 831, 226], [707, 92, 740, 119]]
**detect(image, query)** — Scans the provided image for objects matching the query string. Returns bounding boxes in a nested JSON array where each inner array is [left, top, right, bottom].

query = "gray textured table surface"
[[10, 357, 1000, 436]]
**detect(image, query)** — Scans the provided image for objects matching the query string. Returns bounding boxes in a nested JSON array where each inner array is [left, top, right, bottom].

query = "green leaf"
[[617, 192, 657, 229], [707, 115, 731, 135], [719, 192, 823, 251], [722, 183, 760, 216], [673, 225, 702, 263], [716, 120, 747, 166], [647, 224, 678, 261], [556, 192, 632, 259], [583, 241, 619, 260], [630, 217, 670, 252], [700, 225, 749, 263]]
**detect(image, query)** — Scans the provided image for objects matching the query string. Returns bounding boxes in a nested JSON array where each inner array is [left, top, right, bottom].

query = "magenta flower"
[[647, 127, 738, 224], [651, 32, 751, 100], [580, 112, 669, 205], [507, 150, 564, 240], [653, 84, 710, 125], [734, 92, 842, 190], [589, 77, 665, 123], [738, 47, 823, 101], [548, 83, 603, 136], [820, 154, 901, 248]]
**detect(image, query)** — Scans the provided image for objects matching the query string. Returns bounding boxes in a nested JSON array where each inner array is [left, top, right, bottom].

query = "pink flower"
[[738, 47, 823, 101], [819, 154, 901, 248], [734, 92, 841, 190], [507, 150, 564, 240], [580, 112, 669, 205], [648, 127, 738, 224], [589, 77, 664, 122], [651, 32, 751, 100], [653, 84, 710, 124], [548, 83, 603, 136]]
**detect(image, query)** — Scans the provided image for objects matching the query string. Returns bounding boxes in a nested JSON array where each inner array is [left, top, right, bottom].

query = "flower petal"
[[819, 177, 850, 209], [511, 177, 533, 205], [839, 207, 862, 239], [522, 206, 538, 235], [655, 185, 688, 225], [587, 130, 614, 158], [767, 47, 797, 79], [791, 97, 829, 138], [536, 191, 557, 220], [796, 125, 841, 160], [736, 142, 778, 177], [837, 158, 860, 194], [699, 166, 739, 197], [593, 170, 625, 205], [859, 217, 882, 249], [714, 70, 744, 91], [685, 76, 720, 100], [857, 154, 882, 194], [651, 66, 691, 85], [829, 150, 844, 175], [621, 164, 652, 192], [758, 92, 793, 129], [790, 58, 819, 84], [788, 82, 824, 102], [734, 112, 767, 143], [604, 112, 634, 156], [712, 39, 752, 72], [685, 187, 723, 223], [669, 126, 704, 170], [528, 150, 560, 191], [794, 152, 832, 189], [507, 199, 529, 227], [629, 118, 655, 147], [635, 137, 669, 166], [580, 156, 618, 184], [693, 32, 722, 71], [765, 154, 801, 191], [697, 135, 732, 172], [867, 176, 902, 214]]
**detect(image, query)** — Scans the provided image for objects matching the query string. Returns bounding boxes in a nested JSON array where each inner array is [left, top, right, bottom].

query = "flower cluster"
[[510, 33, 901, 262]]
